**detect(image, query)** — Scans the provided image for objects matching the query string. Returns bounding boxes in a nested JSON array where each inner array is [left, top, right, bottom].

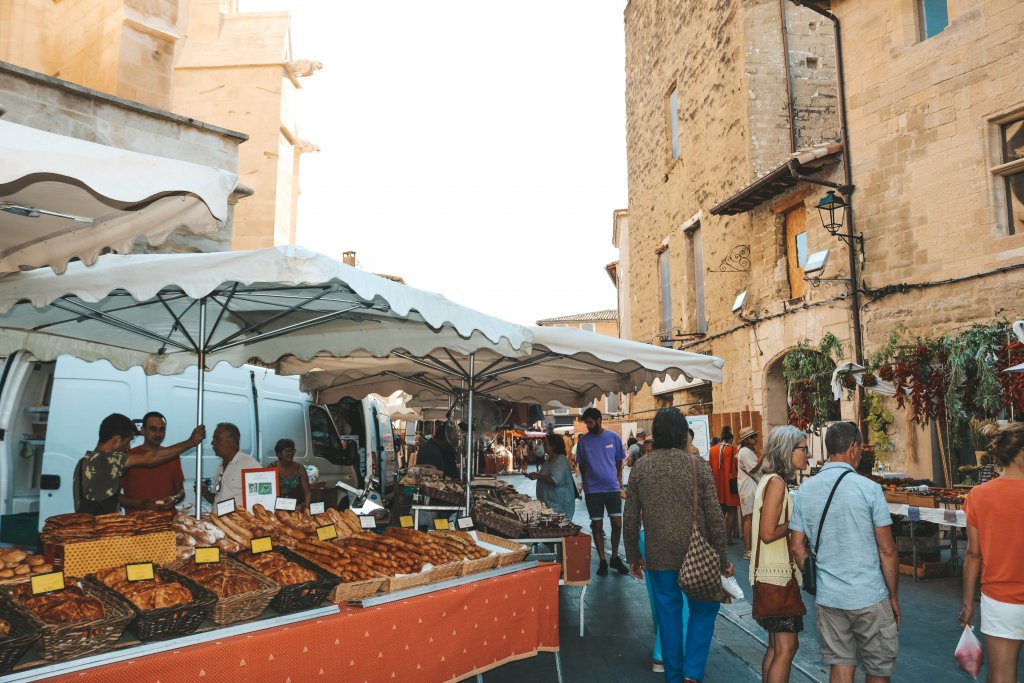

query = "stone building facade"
[[0, 0, 316, 251], [0, 60, 247, 253], [618, 0, 1024, 479]]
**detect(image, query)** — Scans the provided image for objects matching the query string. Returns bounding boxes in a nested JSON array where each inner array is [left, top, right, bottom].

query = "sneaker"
[[652, 661, 665, 673], [609, 556, 629, 575], [596, 560, 608, 576]]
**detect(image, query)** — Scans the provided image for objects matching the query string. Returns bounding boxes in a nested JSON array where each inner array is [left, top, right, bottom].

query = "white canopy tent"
[[285, 325, 725, 408], [0, 120, 238, 275], [0, 246, 532, 505]]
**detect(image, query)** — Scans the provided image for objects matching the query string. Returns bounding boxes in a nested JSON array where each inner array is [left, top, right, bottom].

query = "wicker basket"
[[425, 561, 463, 583], [167, 557, 280, 626], [245, 548, 340, 615], [477, 532, 530, 568], [0, 598, 39, 674], [421, 484, 465, 505], [84, 568, 217, 642], [379, 568, 433, 593], [472, 511, 526, 539], [2, 581, 134, 662], [327, 576, 386, 603], [456, 554, 498, 577]]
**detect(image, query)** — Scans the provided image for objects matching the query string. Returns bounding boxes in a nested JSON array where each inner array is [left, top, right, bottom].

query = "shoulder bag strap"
[[691, 452, 700, 522], [753, 474, 791, 571], [812, 468, 855, 557]]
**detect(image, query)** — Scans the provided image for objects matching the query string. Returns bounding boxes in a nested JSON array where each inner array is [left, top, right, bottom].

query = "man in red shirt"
[[120, 412, 185, 514]]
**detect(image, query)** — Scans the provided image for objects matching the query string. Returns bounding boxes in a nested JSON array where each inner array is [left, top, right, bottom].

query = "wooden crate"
[[884, 490, 909, 505], [907, 494, 938, 508], [43, 531, 175, 578]]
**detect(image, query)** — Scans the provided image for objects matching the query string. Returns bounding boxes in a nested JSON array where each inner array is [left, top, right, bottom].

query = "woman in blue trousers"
[[625, 408, 731, 683]]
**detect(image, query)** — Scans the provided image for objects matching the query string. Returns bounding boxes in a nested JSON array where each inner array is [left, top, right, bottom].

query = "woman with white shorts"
[[961, 423, 1024, 683]]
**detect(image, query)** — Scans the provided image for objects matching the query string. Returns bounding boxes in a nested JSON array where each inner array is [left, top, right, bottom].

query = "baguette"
[[208, 514, 250, 545]]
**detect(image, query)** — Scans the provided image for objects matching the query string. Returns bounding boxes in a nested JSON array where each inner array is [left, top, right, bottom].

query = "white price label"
[[359, 515, 376, 529], [274, 497, 297, 511], [457, 517, 475, 530], [309, 502, 325, 515], [216, 498, 236, 516]]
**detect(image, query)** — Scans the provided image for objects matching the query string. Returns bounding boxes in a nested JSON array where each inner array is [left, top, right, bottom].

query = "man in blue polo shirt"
[[576, 407, 628, 576], [790, 422, 900, 683]]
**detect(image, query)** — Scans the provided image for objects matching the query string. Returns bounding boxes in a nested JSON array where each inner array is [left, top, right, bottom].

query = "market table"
[[6, 563, 561, 683], [887, 502, 965, 581]]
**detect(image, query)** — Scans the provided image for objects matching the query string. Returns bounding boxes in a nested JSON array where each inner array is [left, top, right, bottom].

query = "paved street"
[[474, 474, 1002, 682]]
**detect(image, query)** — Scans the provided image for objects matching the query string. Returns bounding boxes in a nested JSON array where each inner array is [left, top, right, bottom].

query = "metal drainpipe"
[[790, 0, 865, 370], [779, 0, 797, 153]]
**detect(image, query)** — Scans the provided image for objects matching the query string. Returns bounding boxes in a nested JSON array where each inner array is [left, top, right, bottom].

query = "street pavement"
[[472, 473, 1008, 682]]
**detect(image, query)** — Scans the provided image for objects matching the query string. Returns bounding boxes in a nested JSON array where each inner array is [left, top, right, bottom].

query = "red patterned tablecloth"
[[39, 563, 561, 683]]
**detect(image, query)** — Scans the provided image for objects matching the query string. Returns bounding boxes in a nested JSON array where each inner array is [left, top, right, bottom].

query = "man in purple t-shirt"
[[576, 407, 628, 576]]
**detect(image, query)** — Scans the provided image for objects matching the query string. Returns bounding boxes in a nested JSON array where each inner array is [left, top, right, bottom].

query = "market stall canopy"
[[0, 245, 532, 374], [283, 324, 725, 408], [0, 120, 238, 274]]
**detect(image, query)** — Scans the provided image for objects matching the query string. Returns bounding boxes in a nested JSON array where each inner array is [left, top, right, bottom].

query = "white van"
[[0, 354, 392, 533], [327, 395, 397, 500]]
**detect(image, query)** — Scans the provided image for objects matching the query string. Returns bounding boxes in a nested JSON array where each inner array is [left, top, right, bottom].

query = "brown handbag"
[[750, 483, 806, 619], [677, 453, 725, 602]]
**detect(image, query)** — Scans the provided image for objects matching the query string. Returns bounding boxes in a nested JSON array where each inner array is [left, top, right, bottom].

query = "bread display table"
[[3, 563, 561, 683]]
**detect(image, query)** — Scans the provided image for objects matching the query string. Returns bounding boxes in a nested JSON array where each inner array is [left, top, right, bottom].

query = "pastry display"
[[92, 567, 193, 611], [173, 563, 261, 598], [0, 549, 53, 579], [42, 512, 172, 544], [235, 551, 317, 586], [9, 584, 105, 624]]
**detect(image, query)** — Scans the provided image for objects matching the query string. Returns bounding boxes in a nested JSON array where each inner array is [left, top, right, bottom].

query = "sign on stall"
[[241, 468, 280, 512]]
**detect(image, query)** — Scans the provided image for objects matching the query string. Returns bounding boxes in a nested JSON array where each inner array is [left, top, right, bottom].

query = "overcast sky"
[[239, 0, 628, 325]]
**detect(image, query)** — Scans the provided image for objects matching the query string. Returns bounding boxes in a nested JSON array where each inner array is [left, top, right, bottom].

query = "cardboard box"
[[44, 531, 175, 577], [562, 533, 591, 585]]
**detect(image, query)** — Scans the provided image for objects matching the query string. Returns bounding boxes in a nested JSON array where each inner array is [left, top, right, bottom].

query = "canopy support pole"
[[465, 353, 475, 515], [194, 297, 207, 511]]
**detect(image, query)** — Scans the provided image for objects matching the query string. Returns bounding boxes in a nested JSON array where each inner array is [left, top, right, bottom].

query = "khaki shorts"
[[815, 599, 899, 676]]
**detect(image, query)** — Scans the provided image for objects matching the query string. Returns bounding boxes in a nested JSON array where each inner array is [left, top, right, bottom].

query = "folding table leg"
[[554, 650, 565, 683], [579, 585, 587, 637]]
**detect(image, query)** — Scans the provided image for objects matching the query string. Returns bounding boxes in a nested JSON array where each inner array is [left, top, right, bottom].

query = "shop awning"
[[709, 142, 843, 216], [0, 120, 239, 274]]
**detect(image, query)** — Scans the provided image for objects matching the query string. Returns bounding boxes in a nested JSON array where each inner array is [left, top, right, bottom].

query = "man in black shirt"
[[416, 426, 445, 472], [432, 421, 460, 480]]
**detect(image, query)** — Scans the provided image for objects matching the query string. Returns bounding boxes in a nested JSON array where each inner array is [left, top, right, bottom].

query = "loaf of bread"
[[11, 584, 106, 624]]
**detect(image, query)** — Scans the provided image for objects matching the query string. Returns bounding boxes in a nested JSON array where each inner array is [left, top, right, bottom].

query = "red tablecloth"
[[39, 563, 560, 683]]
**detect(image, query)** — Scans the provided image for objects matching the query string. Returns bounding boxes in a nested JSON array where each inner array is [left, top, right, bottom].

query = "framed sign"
[[241, 468, 280, 512], [309, 502, 326, 515]]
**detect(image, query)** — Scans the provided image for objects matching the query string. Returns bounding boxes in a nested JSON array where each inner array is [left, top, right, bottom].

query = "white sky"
[[239, 0, 628, 325]]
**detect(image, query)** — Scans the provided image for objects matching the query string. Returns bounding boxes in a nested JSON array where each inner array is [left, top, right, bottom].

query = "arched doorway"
[[764, 349, 841, 433]]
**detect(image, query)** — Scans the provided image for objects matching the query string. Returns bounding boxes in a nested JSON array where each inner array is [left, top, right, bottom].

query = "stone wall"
[[0, 61, 245, 253], [622, 0, 844, 426]]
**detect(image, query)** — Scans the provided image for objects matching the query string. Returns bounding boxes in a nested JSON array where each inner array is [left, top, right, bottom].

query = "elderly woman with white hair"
[[750, 425, 810, 683]]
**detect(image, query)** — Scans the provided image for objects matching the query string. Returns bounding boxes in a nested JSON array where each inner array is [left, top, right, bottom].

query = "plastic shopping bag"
[[954, 625, 983, 679], [721, 574, 745, 601]]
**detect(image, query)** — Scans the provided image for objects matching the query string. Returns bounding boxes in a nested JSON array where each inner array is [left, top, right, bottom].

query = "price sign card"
[[907, 506, 921, 521], [251, 536, 273, 554], [274, 497, 297, 512], [457, 517, 475, 530], [400, 515, 414, 528], [316, 524, 339, 541], [126, 563, 155, 582], [195, 547, 221, 564], [434, 518, 450, 530], [358, 515, 376, 530], [30, 571, 65, 595], [216, 498, 236, 516], [943, 509, 959, 524], [309, 502, 326, 515]]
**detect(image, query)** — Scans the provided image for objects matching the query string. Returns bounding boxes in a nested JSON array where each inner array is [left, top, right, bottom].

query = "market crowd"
[[571, 406, 1024, 683]]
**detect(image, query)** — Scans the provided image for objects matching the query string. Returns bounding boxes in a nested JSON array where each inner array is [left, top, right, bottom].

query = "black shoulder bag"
[[802, 468, 854, 596]]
